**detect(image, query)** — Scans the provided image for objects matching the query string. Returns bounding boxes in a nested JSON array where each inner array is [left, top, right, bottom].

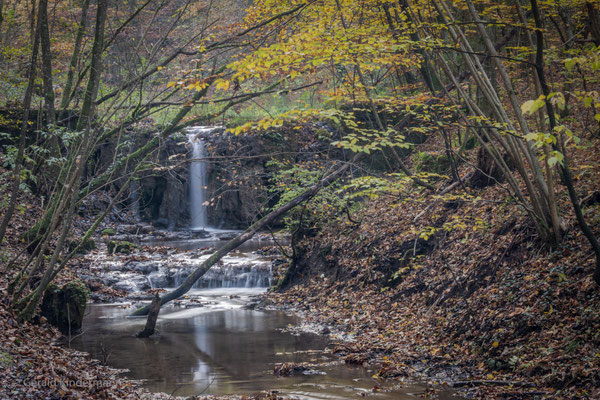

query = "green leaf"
[[565, 58, 577, 72], [522, 97, 545, 115]]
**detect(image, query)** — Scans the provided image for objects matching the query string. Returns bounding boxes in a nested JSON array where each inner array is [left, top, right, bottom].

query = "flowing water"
[[187, 127, 214, 231]]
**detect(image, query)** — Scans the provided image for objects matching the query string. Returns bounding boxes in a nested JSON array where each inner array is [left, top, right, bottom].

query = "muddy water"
[[69, 288, 460, 399]]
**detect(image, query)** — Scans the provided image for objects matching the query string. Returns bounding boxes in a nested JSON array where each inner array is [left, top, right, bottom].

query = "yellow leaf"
[[216, 80, 230, 91]]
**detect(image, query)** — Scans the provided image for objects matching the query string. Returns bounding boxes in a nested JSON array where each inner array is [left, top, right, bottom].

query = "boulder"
[[41, 281, 89, 335]]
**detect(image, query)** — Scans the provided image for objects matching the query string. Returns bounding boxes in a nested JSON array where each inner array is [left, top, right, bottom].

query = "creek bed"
[[68, 287, 460, 399]]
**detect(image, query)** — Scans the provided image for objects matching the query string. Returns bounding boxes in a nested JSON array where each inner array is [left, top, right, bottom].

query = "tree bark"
[[76, 0, 107, 131], [59, 0, 90, 112], [39, 0, 55, 125], [0, 5, 41, 246], [136, 295, 161, 338], [586, 2, 600, 45]]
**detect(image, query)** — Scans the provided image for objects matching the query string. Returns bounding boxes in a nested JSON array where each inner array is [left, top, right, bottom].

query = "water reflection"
[[69, 290, 460, 399]]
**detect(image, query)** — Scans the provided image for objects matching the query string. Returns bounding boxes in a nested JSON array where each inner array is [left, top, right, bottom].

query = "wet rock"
[[147, 269, 173, 288], [192, 230, 211, 239], [128, 261, 159, 275], [162, 230, 193, 241], [41, 281, 89, 335], [109, 234, 135, 242], [216, 233, 236, 240], [244, 301, 260, 310], [107, 240, 136, 255], [107, 274, 151, 292], [116, 223, 153, 234], [274, 362, 309, 376]]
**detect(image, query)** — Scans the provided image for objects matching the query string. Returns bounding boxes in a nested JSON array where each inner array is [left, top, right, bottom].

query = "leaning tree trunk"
[[529, 0, 600, 284], [131, 155, 359, 336]]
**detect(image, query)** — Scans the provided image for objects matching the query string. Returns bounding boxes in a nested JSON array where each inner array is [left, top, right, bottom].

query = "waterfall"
[[146, 261, 273, 290], [187, 128, 212, 231]]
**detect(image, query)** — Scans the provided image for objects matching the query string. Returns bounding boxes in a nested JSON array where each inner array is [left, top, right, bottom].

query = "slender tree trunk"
[[39, 0, 54, 125], [335, 0, 434, 191], [76, 0, 107, 131], [59, 0, 90, 112], [0, 0, 5, 43], [0, 6, 41, 246], [530, 0, 600, 284], [136, 295, 161, 338]]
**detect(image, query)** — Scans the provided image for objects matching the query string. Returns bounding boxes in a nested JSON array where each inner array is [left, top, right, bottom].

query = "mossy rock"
[[101, 228, 116, 236], [68, 237, 96, 255], [107, 240, 136, 255], [463, 135, 477, 151], [41, 280, 89, 335], [413, 151, 452, 175]]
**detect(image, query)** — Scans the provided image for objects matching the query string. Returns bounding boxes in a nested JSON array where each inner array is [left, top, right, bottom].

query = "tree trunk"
[[76, 0, 107, 131], [131, 155, 359, 336], [586, 2, 600, 45], [59, 0, 90, 112], [529, 0, 600, 283], [136, 295, 161, 338], [39, 0, 55, 125], [0, 5, 41, 246]]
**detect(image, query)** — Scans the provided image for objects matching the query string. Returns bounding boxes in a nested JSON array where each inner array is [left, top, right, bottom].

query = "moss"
[[107, 240, 135, 254], [41, 280, 89, 335], [413, 151, 452, 175], [107, 240, 137, 255], [0, 352, 13, 367], [68, 237, 96, 254], [464, 135, 477, 150], [115, 241, 136, 254], [101, 228, 116, 236]]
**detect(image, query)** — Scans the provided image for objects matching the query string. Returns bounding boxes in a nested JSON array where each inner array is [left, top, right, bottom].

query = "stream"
[[69, 237, 461, 399]]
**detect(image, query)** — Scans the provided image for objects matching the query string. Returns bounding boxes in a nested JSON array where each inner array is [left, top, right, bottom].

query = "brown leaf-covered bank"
[[268, 144, 600, 400]]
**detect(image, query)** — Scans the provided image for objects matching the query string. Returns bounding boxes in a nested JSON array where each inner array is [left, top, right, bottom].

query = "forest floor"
[[266, 138, 600, 399]]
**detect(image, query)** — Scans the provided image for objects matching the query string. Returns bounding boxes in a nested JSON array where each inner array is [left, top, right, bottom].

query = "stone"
[[112, 274, 150, 292], [41, 281, 89, 335], [129, 261, 159, 274], [107, 240, 136, 255], [68, 237, 96, 255]]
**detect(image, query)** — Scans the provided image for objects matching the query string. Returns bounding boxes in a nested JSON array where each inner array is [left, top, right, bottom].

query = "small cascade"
[[146, 260, 272, 290], [187, 127, 216, 231]]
